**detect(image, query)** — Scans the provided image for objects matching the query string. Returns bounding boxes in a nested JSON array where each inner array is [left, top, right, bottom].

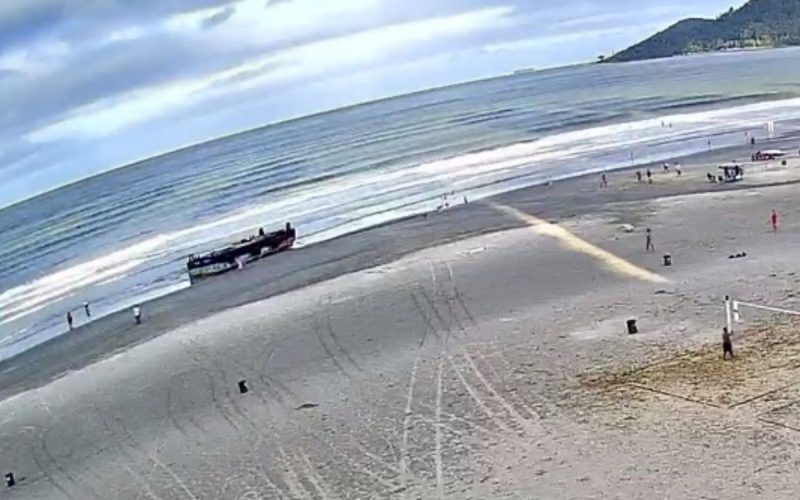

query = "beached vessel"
[[187, 223, 296, 283]]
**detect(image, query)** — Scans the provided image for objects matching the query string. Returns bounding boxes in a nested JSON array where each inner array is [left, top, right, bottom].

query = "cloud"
[[0, 0, 238, 49], [201, 6, 237, 29], [25, 5, 517, 143], [482, 27, 633, 54]]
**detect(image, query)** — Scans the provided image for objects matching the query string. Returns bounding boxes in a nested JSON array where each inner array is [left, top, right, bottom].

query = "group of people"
[[435, 191, 468, 211], [66, 302, 142, 330], [601, 162, 682, 189], [65, 301, 91, 330]]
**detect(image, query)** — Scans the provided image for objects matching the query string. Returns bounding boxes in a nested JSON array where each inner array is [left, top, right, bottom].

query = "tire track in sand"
[[443, 260, 546, 424]]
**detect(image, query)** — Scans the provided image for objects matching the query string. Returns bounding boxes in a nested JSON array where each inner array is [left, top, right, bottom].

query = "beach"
[[4, 141, 800, 499]]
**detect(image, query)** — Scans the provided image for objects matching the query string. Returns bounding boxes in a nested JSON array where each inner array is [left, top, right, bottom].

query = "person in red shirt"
[[771, 209, 779, 233]]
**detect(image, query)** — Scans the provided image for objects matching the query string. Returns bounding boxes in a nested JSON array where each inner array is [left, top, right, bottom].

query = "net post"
[[725, 295, 733, 335]]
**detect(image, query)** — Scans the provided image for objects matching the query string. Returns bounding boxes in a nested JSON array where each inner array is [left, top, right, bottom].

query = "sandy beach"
[[5, 138, 800, 499]]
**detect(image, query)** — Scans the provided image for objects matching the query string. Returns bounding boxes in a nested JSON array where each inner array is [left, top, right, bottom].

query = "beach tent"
[[754, 150, 786, 161]]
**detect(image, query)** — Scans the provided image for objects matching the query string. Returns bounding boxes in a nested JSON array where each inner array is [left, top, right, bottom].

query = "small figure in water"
[[258, 227, 265, 237], [133, 305, 142, 325], [645, 228, 655, 252], [636, 170, 642, 183], [600, 173, 608, 188], [66, 311, 74, 330], [662, 162, 669, 173], [675, 163, 682, 177], [646, 169, 653, 184], [771, 209, 779, 233], [463, 196, 468, 204], [83, 301, 91, 317], [722, 327, 734, 360]]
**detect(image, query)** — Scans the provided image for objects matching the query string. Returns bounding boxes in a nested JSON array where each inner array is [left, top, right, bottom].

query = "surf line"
[[488, 202, 668, 284]]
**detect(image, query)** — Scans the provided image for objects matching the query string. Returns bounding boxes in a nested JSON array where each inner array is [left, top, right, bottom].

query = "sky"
[[0, 0, 743, 207]]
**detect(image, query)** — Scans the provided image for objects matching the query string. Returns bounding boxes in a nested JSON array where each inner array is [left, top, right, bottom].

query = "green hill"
[[606, 0, 800, 63]]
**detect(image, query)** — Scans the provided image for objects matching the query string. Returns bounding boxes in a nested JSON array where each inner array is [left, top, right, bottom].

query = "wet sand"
[[4, 139, 800, 498]]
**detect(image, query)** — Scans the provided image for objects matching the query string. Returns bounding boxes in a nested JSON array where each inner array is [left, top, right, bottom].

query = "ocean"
[[3, 48, 800, 360]]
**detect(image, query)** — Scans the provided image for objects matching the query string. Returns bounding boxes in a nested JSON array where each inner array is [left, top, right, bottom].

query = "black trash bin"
[[663, 254, 672, 266], [626, 319, 638, 335]]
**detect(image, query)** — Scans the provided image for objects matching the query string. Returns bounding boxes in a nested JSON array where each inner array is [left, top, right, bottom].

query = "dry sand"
[[4, 141, 800, 498]]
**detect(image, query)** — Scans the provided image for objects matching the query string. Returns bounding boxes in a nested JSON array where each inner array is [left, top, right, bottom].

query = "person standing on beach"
[[600, 173, 608, 188], [771, 209, 779, 233], [66, 312, 73, 330], [646, 169, 652, 184], [722, 327, 734, 360], [133, 305, 142, 325], [83, 301, 91, 317], [675, 163, 682, 177], [636, 171, 642, 183], [645, 228, 655, 252]]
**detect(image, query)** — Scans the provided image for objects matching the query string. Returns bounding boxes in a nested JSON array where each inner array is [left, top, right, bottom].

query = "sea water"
[[3, 48, 800, 360]]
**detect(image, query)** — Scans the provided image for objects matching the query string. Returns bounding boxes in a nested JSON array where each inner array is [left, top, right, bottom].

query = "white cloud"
[[164, 0, 382, 46], [0, 39, 69, 75], [26, 5, 517, 143], [101, 25, 149, 44], [482, 26, 631, 54]]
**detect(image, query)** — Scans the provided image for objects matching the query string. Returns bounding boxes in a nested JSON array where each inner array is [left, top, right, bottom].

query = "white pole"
[[725, 295, 733, 334]]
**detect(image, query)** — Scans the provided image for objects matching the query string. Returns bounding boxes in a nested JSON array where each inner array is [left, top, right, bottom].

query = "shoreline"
[[1, 135, 799, 402]]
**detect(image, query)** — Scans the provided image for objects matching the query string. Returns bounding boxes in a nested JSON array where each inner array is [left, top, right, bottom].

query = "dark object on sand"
[[663, 254, 672, 267], [5, 472, 14, 488], [719, 164, 743, 183], [187, 222, 296, 283], [295, 402, 320, 410], [626, 319, 638, 335], [238, 380, 249, 394], [722, 327, 734, 360], [729, 252, 748, 259], [753, 150, 786, 162]]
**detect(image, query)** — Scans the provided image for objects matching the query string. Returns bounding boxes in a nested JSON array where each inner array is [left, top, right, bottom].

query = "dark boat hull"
[[187, 228, 295, 283]]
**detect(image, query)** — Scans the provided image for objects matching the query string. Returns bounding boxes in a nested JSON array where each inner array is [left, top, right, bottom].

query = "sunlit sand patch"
[[488, 202, 668, 284]]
